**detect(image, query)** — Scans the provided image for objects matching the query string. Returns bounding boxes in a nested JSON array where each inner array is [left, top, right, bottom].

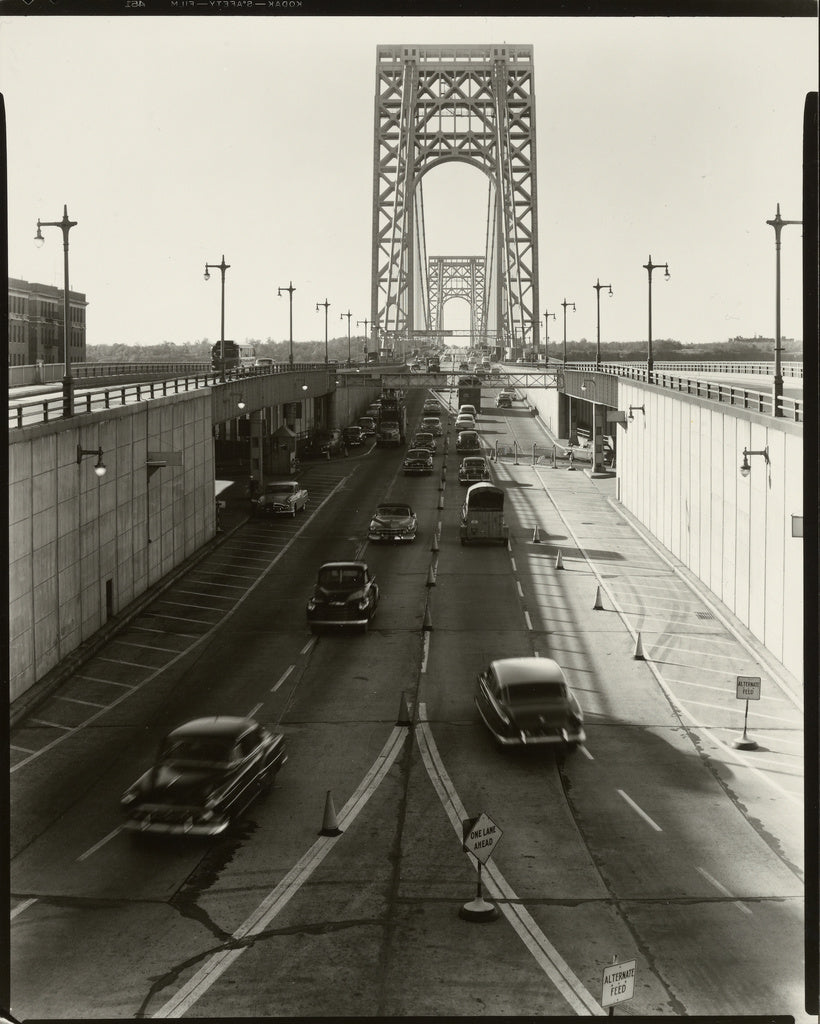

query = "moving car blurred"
[[403, 448, 434, 475], [368, 502, 418, 543], [306, 561, 380, 631], [458, 456, 491, 485], [120, 716, 287, 836], [475, 657, 585, 751], [253, 480, 309, 517]]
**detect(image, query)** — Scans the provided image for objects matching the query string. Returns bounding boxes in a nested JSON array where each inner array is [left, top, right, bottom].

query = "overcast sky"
[[1, 15, 816, 349]]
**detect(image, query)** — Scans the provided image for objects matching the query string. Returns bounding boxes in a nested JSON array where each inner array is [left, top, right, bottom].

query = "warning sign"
[[462, 812, 503, 864], [601, 959, 636, 1007], [736, 676, 762, 701]]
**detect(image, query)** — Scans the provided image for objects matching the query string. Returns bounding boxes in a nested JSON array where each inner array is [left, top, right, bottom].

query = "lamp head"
[[664, 266, 671, 280], [607, 286, 613, 297], [237, 398, 246, 410], [34, 222, 45, 247], [203, 265, 210, 281], [739, 450, 751, 477]]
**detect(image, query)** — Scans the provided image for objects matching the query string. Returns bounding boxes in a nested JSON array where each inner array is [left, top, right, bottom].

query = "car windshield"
[[375, 505, 411, 517], [464, 459, 485, 468], [266, 484, 295, 495], [161, 737, 235, 764], [503, 681, 566, 704], [318, 566, 365, 588], [407, 450, 429, 459]]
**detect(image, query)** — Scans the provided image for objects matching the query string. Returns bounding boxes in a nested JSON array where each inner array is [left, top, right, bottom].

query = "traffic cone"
[[426, 564, 437, 587], [593, 585, 604, 610], [438, 495, 444, 509], [532, 525, 541, 543], [396, 691, 413, 727], [430, 535, 440, 553], [423, 606, 434, 631], [441, 467, 447, 481], [633, 632, 645, 660], [319, 790, 343, 836], [555, 550, 564, 570]]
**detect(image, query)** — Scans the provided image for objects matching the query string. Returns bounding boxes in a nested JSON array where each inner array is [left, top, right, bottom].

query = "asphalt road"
[[9, 387, 806, 1020]]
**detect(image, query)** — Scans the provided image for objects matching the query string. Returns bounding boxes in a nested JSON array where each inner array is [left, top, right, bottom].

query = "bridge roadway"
[[9, 383, 806, 1019]]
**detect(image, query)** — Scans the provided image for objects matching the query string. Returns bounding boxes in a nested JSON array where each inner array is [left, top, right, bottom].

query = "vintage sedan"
[[421, 416, 443, 437], [120, 716, 287, 836], [458, 456, 491, 485], [411, 431, 437, 453], [403, 448, 434, 475], [456, 430, 482, 455], [358, 416, 377, 438], [253, 480, 308, 517], [422, 399, 441, 416], [306, 561, 379, 631], [454, 414, 476, 433], [368, 502, 418, 543], [475, 657, 585, 751], [343, 425, 364, 447], [496, 393, 513, 409]]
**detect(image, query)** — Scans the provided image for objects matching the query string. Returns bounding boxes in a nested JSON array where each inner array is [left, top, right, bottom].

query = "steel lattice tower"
[[371, 44, 540, 357], [428, 256, 486, 340]]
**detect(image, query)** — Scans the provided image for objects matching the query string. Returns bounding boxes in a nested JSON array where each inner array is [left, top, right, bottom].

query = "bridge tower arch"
[[371, 44, 540, 359]]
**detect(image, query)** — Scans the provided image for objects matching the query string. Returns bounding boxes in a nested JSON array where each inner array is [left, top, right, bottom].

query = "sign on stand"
[[459, 812, 503, 922], [601, 958, 636, 1012], [734, 675, 761, 750]]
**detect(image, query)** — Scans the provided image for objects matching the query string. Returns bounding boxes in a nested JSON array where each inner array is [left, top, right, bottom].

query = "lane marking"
[[696, 866, 753, 916], [75, 675, 134, 689], [131, 626, 198, 638], [77, 826, 124, 862], [55, 695, 106, 709], [271, 666, 294, 693], [247, 702, 264, 719], [300, 638, 315, 655], [420, 632, 431, 675], [10, 744, 35, 753], [617, 790, 663, 832], [10, 898, 37, 921], [680, 698, 800, 724], [516, 581, 524, 597], [153, 725, 406, 1018], [524, 611, 533, 630], [580, 745, 595, 760], [30, 718, 71, 731], [113, 640, 184, 654], [510, 557, 517, 571]]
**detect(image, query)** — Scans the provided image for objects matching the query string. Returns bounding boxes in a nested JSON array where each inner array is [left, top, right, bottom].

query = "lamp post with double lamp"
[[561, 299, 576, 366], [277, 281, 296, 366], [204, 255, 230, 381], [357, 318, 372, 363], [543, 310, 556, 365], [340, 310, 353, 366], [35, 204, 77, 417], [593, 279, 612, 371], [643, 256, 669, 378], [316, 298, 331, 365], [766, 204, 801, 417]]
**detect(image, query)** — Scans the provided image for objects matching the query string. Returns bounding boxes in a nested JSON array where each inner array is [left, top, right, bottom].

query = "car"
[[254, 357, 274, 368], [421, 416, 443, 436], [458, 361, 470, 371], [458, 404, 478, 419], [343, 425, 364, 447], [496, 393, 513, 409], [358, 416, 377, 437], [253, 480, 309, 517], [475, 657, 585, 751], [306, 561, 379, 631], [368, 502, 418, 543], [403, 448, 434, 475], [411, 432, 437, 453], [456, 430, 481, 455], [454, 415, 476, 433], [120, 716, 287, 836], [458, 456, 491, 485], [366, 403, 382, 418], [422, 399, 441, 415]]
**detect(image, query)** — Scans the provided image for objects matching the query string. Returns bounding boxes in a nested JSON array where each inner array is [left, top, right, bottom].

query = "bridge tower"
[[428, 256, 486, 341], [371, 44, 540, 358]]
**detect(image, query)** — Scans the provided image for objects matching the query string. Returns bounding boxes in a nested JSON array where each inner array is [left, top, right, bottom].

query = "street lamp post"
[[316, 298, 330, 365], [766, 204, 801, 417], [561, 299, 576, 366], [278, 281, 296, 366], [340, 310, 353, 366], [643, 256, 669, 377], [543, 310, 556, 364], [204, 255, 231, 381], [593, 279, 613, 371], [35, 204, 77, 417], [357, 318, 372, 363]]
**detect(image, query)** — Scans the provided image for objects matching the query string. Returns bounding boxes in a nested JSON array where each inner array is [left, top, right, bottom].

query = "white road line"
[[300, 638, 315, 655], [113, 640, 183, 654], [510, 557, 517, 571], [30, 718, 72, 731], [247, 702, 263, 719], [153, 725, 406, 1018], [173, 589, 234, 600], [580, 745, 595, 760], [524, 611, 533, 630], [55, 695, 106, 709], [696, 866, 753, 916], [153, 601, 221, 614], [271, 666, 294, 693], [421, 632, 431, 674], [96, 657, 155, 669], [680, 698, 800, 724], [10, 898, 37, 921], [77, 826, 124, 862], [75, 675, 135, 689], [517, 581, 524, 597], [187, 578, 248, 590], [617, 790, 663, 832], [10, 744, 36, 753], [141, 612, 212, 625], [415, 708, 603, 1016], [131, 626, 198, 638]]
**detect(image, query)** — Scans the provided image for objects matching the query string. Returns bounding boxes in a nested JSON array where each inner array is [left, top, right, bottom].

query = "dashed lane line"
[[617, 790, 663, 832], [271, 666, 294, 693], [696, 867, 753, 916]]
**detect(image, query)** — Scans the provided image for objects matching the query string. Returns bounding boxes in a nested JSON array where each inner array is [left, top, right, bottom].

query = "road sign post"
[[601, 958, 636, 1014], [733, 675, 761, 750], [460, 812, 503, 922]]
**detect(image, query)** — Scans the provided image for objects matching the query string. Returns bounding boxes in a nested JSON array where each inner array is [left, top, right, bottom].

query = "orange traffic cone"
[[532, 525, 541, 543], [593, 585, 604, 610], [319, 790, 343, 836], [555, 550, 564, 570], [633, 632, 645, 660]]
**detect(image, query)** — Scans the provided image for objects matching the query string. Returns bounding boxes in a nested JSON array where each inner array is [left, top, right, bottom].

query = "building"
[[8, 277, 88, 366]]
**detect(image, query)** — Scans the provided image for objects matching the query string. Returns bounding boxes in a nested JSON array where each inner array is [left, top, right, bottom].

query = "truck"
[[457, 375, 482, 414], [376, 389, 406, 445]]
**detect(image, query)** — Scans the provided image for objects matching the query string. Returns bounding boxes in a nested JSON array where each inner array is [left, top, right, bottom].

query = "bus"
[[211, 341, 256, 373]]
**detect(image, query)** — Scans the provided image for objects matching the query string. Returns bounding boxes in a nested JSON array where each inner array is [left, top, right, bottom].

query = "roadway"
[[9, 384, 806, 1019]]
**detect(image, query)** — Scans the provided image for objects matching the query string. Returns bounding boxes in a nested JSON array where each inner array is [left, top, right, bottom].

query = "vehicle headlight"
[[357, 597, 369, 610], [121, 790, 139, 806], [307, 597, 317, 610]]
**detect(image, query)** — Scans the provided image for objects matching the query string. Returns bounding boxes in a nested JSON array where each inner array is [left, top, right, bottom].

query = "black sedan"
[[306, 561, 380, 631], [120, 717, 287, 836], [403, 448, 434, 475], [475, 657, 585, 751], [456, 430, 482, 455], [458, 456, 491, 485], [368, 502, 418, 543]]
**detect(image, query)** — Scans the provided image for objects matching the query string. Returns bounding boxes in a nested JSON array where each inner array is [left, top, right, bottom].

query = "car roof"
[[266, 480, 298, 487], [168, 716, 256, 739], [320, 561, 368, 570], [463, 456, 486, 463], [491, 657, 566, 685], [407, 448, 431, 455]]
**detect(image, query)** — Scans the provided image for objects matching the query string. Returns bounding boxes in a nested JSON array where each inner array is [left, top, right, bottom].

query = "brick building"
[[8, 277, 88, 366]]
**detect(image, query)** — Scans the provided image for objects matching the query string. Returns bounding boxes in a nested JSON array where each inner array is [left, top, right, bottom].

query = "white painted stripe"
[[524, 611, 533, 630], [141, 612, 212, 625], [246, 702, 263, 720], [77, 826, 123, 862], [580, 744, 595, 760], [751, 732, 804, 748], [30, 718, 72, 731], [681, 698, 801, 724], [75, 675, 134, 689], [55, 695, 106, 709], [420, 632, 431, 675], [11, 744, 36, 753], [617, 790, 663, 831], [271, 666, 294, 693], [153, 726, 406, 1018], [153, 601, 221, 614], [517, 581, 524, 597], [300, 638, 315, 655], [131, 626, 198, 638], [10, 898, 37, 921], [510, 557, 517, 571], [96, 657, 155, 669], [113, 640, 182, 654], [696, 866, 753, 916], [173, 589, 234, 601], [187, 579, 247, 590]]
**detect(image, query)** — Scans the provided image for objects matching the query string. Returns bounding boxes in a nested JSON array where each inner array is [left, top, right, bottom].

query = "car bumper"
[[475, 700, 585, 746], [368, 531, 416, 542], [123, 812, 230, 837]]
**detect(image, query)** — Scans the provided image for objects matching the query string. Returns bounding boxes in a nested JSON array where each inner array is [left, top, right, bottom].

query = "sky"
[[1, 15, 816, 350]]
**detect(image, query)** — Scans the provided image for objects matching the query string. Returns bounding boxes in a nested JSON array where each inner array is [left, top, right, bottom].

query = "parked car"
[[475, 657, 585, 751], [358, 416, 377, 438], [253, 480, 309, 517], [306, 561, 379, 631], [496, 393, 513, 409], [458, 456, 491, 486], [421, 416, 443, 436], [456, 430, 481, 455], [368, 502, 418, 543], [411, 431, 437, 453], [120, 716, 287, 836], [454, 415, 477, 433], [343, 425, 364, 447], [403, 448, 434, 475]]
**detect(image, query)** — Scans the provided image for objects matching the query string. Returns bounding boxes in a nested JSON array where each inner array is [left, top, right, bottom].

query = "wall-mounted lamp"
[[301, 384, 309, 392], [77, 445, 107, 477], [236, 395, 246, 410], [739, 446, 769, 478], [628, 405, 645, 421], [580, 379, 595, 393]]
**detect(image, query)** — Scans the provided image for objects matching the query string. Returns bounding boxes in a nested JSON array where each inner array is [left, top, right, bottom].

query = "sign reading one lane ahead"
[[462, 812, 503, 864]]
